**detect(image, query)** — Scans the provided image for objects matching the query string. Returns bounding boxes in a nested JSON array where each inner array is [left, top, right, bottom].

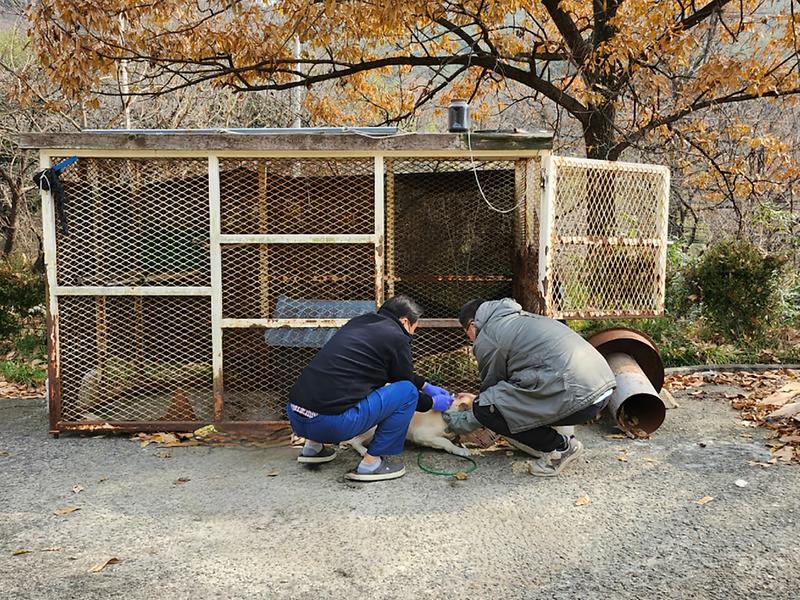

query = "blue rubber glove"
[[431, 393, 454, 412], [422, 382, 451, 399]]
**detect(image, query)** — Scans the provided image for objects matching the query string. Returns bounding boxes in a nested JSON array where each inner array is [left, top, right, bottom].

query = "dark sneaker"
[[297, 445, 337, 464], [344, 459, 406, 482], [528, 437, 584, 477]]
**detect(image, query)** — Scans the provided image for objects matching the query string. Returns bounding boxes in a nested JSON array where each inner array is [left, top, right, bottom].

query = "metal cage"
[[24, 131, 669, 434]]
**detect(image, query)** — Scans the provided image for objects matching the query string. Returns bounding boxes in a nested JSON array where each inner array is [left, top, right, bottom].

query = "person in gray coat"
[[450, 298, 616, 476]]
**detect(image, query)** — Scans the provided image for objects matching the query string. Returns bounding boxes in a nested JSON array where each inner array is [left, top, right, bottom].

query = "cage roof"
[[19, 127, 553, 152]]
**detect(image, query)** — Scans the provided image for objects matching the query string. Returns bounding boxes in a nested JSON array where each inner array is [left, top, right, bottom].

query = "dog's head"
[[449, 392, 476, 412]]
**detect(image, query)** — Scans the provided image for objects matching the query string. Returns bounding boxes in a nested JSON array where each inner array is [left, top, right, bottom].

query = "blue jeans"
[[287, 380, 418, 456]]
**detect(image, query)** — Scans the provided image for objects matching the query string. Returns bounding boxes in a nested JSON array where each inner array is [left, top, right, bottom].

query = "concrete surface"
[[1, 386, 799, 600]]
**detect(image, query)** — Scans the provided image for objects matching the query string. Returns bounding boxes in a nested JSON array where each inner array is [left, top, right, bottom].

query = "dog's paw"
[[452, 446, 472, 458]]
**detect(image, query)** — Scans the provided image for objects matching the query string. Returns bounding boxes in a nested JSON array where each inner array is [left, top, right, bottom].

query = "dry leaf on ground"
[[174, 477, 190, 485], [696, 496, 714, 505], [53, 506, 80, 516], [767, 402, 800, 420], [772, 446, 796, 463], [758, 382, 800, 407], [88, 557, 120, 573], [266, 469, 280, 477], [575, 495, 590, 506], [12, 549, 33, 556], [72, 485, 84, 494]]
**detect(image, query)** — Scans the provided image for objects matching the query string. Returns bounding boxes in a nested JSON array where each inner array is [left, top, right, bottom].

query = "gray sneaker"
[[505, 437, 548, 458], [344, 459, 406, 482], [297, 445, 337, 464], [528, 437, 584, 477]]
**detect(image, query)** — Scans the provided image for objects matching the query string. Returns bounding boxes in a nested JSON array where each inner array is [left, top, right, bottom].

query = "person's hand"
[[431, 393, 454, 412], [422, 382, 450, 398]]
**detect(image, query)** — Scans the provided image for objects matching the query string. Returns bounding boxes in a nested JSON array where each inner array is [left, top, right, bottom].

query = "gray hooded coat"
[[472, 299, 616, 433]]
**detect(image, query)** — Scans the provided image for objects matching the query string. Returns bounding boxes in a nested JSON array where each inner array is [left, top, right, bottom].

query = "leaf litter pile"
[[132, 424, 293, 450], [665, 368, 800, 464]]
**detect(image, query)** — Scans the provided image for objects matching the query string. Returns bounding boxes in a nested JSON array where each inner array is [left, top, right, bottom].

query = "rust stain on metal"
[[46, 313, 62, 433], [587, 327, 664, 392]]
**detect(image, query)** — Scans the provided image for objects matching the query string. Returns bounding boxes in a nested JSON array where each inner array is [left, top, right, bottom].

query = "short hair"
[[459, 299, 485, 328], [379, 295, 424, 324]]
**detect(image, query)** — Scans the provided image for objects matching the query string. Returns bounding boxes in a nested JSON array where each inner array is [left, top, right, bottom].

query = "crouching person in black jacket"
[[287, 295, 454, 482]]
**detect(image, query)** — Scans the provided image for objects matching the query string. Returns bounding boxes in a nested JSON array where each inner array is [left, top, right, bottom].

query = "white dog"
[[344, 393, 476, 458]]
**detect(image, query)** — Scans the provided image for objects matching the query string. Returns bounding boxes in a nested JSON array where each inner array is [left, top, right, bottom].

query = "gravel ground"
[[1, 385, 799, 600]]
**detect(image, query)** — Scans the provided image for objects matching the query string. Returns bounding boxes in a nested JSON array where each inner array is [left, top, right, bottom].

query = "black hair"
[[379, 295, 424, 324], [459, 299, 485, 328]]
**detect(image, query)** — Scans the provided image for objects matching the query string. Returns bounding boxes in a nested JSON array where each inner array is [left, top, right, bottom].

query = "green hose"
[[416, 450, 478, 476]]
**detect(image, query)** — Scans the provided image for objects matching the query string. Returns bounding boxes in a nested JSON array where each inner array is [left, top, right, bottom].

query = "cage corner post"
[[208, 154, 224, 422], [538, 154, 557, 318], [40, 152, 61, 436], [374, 155, 385, 308]]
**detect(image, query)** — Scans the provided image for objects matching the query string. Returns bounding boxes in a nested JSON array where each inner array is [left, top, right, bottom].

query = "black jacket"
[[288, 308, 433, 415]]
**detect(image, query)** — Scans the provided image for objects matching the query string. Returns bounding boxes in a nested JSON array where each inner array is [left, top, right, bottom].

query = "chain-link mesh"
[[218, 158, 374, 235], [55, 158, 210, 287], [58, 296, 213, 422], [386, 159, 517, 317], [221, 328, 317, 421], [412, 328, 480, 394], [547, 158, 668, 318], [221, 243, 376, 319]]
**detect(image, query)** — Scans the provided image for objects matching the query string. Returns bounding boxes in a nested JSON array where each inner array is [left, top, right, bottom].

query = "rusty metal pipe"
[[605, 352, 665, 435]]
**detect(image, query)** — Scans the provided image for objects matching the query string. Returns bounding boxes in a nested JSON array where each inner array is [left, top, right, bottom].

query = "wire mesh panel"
[[386, 159, 517, 318], [221, 328, 319, 421], [545, 157, 669, 318], [411, 328, 480, 394], [57, 296, 213, 422], [221, 243, 376, 318], [55, 158, 210, 287], [218, 158, 374, 235]]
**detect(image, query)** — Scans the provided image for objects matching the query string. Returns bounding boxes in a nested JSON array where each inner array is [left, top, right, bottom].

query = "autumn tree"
[[26, 1, 800, 157]]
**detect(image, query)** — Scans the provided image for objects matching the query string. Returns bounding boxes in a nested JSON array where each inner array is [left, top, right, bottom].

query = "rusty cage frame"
[[21, 130, 669, 436]]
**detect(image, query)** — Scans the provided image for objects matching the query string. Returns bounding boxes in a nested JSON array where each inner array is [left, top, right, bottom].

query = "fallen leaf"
[[696, 496, 714, 505], [266, 469, 280, 477], [154, 450, 171, 459], [41, 547, 63, 552], [98, 477, 108, 483], [575, 495, 590, 506], [734, 479, 749, 488], [53, 506, 80, 516], [757, 382, 800, 407], [771, 446, 795, 463], [616, 455, 627, 462], [72, 485, 84, 494], [779, 434, 800, 444], [768, 402, 800, 420], [174, 477, 191, 485], [605, 434, 627, 439], [748, 461, 772, 468], [642, 458, 658, 463], [193, 424, 217, 437], [12, 549, 33, 556], [88, 557, 120, 573], [0, 449, 9, 456], [453, 471, 468, 480]]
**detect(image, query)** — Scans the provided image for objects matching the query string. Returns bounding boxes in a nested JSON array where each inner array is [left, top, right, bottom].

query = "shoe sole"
[[344, 466, 406, 481], [529, 444, 584, 477], [297, 453, 337, 464], [505, 437, 547, 458]]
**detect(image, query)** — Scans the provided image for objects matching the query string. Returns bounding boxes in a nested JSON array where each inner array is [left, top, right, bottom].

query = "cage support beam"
[[209, 155, 224, 421]]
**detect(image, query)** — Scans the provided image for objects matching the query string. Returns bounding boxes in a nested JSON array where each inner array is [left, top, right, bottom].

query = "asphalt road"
[[1, 384, 798, 599]]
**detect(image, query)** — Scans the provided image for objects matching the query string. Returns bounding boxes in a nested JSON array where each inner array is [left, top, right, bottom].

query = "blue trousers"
[[287, 380, 418, 456]]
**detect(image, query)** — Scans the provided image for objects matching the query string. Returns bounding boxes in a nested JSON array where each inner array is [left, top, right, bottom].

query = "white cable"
[[466, 127, 521, 214]]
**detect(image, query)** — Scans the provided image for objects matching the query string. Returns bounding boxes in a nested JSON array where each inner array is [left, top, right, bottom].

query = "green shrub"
[[686, 240, 786, 340], [0, 257, 45, 344]]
